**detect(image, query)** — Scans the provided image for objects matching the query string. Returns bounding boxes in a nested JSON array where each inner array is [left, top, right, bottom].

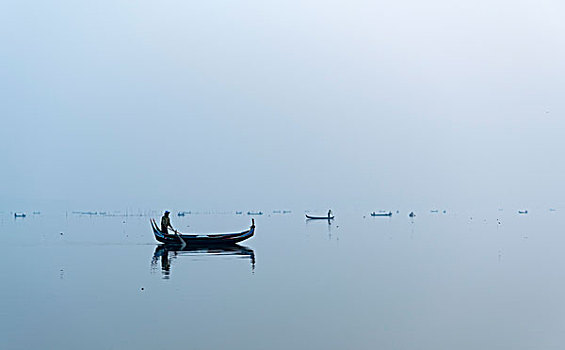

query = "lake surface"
[[1, 208, 564, 349]]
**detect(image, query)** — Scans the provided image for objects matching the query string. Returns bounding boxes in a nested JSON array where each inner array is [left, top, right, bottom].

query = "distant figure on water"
[[161, 211, 174, 233], [328, 209, 332, 218]]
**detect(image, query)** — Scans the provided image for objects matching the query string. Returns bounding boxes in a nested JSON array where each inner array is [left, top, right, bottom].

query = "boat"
[[409, 212, 416, 218], [305, 214, 334, 220], [518, 210, 528, 214], [371, 211, 392, 217], [150, 218, 255, 245], [72, 211, 98, 215], [14, 213, 26, 218], [235, 211, 243, 215], [247, 211, 263, 215]]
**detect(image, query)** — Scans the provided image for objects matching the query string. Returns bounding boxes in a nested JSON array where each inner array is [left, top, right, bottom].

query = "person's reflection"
[[152, 244, 255, 278], [161, 248, 170, 274], [151, 245, 171, 278]]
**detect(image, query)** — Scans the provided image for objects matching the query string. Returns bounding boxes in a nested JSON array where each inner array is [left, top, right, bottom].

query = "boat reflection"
[[305, 218, 336, 240], [151, 244, 255, 278], [306, 217, 332, 225]]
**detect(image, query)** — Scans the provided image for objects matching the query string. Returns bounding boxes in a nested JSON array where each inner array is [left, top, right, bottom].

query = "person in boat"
[[161, 211, 174, 233]]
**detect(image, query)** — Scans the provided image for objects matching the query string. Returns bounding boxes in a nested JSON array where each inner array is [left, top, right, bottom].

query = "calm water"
[[1, 209, 564, 349]]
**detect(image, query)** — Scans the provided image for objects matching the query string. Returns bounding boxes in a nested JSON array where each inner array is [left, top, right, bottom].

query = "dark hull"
[[305, 214, 334, 220], [151, 219, 255, 245], [371, 213, 392, 217]]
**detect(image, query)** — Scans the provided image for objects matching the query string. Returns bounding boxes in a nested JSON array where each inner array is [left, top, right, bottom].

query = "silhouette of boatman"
[[161, 211, 174, 233]]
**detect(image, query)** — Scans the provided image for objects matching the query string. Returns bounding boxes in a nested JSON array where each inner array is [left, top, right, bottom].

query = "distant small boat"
[[72, 211, 98, 215], [14, 213, 26, 218], [235, 211, 243, 215], [283, 210, 291, 214], [409, 212, 416, 218], [305, 214, 334, 220], [272, 210, 282, 214], [518, 210, 528, 214], [370, 211, 392, 217], [430, 210, 439, 213], [177, 212, 185, 217], [247, 211, 263, 215]]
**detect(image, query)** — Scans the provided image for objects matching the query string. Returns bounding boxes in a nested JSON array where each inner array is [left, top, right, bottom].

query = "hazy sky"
[[1, 0, 564, 210]]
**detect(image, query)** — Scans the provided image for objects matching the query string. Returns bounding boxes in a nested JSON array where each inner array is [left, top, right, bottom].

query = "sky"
[[1, 0, 564, 211]]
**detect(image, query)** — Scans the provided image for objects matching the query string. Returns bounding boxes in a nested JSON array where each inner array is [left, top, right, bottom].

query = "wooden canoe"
[[370, 212, 392, 217], [151, 218, 255, 245], [305, 214, 334, 220]]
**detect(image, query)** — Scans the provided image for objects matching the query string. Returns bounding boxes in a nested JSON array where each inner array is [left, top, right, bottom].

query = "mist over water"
[[1, 1, 565, 210], [2, 0, 565, 348]]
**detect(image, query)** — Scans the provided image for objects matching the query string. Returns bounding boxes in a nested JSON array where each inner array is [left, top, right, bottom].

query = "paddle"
[[171, 228, 187, 248]]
